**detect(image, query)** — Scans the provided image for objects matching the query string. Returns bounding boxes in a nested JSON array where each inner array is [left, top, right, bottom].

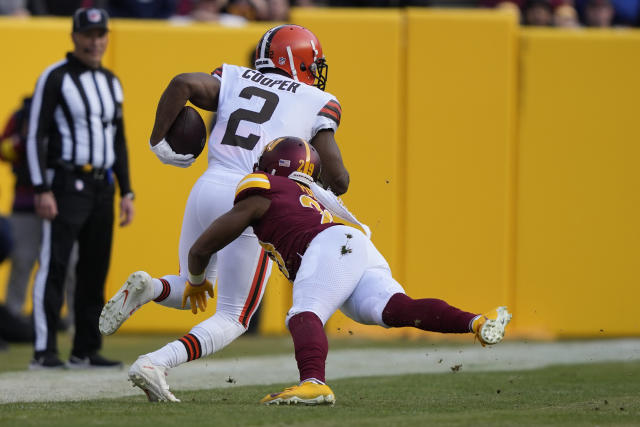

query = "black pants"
[[33, 168, 115, 358]]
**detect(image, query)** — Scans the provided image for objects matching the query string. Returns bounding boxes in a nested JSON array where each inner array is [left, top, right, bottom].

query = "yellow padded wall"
[[515, 29, 640, 337], [403, 9, 518, 337]]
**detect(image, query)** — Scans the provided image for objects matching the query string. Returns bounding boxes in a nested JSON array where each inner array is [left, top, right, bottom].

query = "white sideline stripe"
[[32, 220, 52, 351], [1, 339, 639, 403]]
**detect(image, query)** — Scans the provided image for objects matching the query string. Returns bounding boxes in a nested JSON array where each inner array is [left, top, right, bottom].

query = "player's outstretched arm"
[[150, 72, 221, 145], [188, 195, 271, 278], [311, 129, 349, 195]]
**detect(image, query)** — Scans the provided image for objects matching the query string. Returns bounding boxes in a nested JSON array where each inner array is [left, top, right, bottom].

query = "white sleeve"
[[310, 182, 371, 239], [311, 96, 341, 138]]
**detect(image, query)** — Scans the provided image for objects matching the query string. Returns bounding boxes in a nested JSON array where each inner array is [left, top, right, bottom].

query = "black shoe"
[[67, 353, 123, 369], [29, 353, 66, 370]]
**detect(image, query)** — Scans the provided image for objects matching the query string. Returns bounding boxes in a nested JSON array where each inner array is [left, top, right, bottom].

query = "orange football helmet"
[[255, 25, 328, 91]]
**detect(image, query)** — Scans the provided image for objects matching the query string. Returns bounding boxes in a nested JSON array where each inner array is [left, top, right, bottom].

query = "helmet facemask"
[[310, 58, 328, 91]]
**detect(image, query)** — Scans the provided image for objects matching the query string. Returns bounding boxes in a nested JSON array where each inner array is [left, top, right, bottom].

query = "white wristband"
[[188, 271, 206, 285]]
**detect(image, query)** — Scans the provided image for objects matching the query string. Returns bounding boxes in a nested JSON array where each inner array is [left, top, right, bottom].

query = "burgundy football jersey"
[[234, 172, 338, 281]]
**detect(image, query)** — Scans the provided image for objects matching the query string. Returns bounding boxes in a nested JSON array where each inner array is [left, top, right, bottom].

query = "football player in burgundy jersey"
[[185, 137, 513, 405]]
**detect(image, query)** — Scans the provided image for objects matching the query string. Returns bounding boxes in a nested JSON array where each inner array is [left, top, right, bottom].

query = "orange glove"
[[182, 279, 214, 314]]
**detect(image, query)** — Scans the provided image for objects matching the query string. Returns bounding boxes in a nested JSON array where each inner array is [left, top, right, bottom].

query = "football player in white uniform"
[[99, 25, 349, 402]]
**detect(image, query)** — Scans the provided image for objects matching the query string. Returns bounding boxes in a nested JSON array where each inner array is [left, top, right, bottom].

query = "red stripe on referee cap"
[[238, 249, 269, 328]]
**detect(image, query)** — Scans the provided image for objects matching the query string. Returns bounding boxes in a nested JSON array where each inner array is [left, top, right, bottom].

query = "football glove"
[[182, 279, 214, 314], [150, 139, 195, 168]]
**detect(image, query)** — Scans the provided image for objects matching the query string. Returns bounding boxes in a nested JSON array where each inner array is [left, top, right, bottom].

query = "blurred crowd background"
[[0, 0, 638, 28]]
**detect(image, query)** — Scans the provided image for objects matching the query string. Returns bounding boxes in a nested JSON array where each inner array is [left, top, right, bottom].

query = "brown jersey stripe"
[[321, 104, 341, 119], [179, 336, 195, 360], [212, 66, 223, 77], [238, 250, 269, 328], [154, 278, 171, 302], [184, 333, 202, 359], [319, 107, 339, 119], [327, 99, 342, 114], [318, 111, 340, 125]]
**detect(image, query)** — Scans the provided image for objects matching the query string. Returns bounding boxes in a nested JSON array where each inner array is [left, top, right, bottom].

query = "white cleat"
[[128, 356, 180, 402], [99, 271, 154, 335], [475, 306, 512, 346]]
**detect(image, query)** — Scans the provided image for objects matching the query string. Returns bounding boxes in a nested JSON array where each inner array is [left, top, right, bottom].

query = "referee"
[[26, 8, 134, 369]]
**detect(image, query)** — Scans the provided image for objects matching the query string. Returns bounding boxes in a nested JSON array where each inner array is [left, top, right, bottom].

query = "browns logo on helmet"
[[255, 136, 321, 184], [254, 25, 328, 91]]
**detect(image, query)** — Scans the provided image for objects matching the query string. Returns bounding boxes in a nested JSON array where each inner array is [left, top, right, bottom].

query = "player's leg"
[[261, 226, 368, 406], [340, 240, 512, 345], [128, 234, 269, 402], [124, 172, 255, 401], [382, 292, 511, 345], [142, 234, 270, 368], [100, 175, 222, 335]]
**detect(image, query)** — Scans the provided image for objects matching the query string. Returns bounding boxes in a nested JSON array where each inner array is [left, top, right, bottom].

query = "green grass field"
[[1, 335, 639, 426]]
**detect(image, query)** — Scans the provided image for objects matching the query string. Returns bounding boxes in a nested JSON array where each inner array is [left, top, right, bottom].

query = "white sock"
[[469, 315, 482, 333], [152, 275, 189, 309], [151, 278, 163, 300], [146, 341, 188, 368], [145, 314, 246, 369], [191, 313, 246, 357]]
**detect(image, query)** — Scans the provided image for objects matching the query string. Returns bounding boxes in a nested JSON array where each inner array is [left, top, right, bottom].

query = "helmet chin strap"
[[288, 171, 314, 186], [286, 46, 298, 81]]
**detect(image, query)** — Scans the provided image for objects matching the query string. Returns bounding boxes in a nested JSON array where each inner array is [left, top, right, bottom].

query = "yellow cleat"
[[473, 306, 512, 346], [260, 381, 336, 406]]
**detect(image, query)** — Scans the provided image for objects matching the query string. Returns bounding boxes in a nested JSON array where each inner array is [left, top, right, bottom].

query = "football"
[[166, 106, 207, 158]]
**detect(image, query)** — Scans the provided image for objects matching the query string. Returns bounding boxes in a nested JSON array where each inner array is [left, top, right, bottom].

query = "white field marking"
[[1, 339, 639, 403]]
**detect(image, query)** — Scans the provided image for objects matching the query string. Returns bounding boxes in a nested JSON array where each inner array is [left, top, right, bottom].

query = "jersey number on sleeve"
[[221, 87, 279, 150]]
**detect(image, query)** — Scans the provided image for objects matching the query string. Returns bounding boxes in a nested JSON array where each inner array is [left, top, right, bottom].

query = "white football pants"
[[286, 225, 405, 328], [152, 167, 271, 363]]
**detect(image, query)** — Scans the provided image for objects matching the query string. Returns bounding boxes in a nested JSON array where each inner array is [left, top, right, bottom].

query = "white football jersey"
[[208, 64, 341, 173]]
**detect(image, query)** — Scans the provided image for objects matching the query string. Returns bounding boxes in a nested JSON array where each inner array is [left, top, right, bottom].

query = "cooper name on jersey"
[[241, 69, 301, 93]]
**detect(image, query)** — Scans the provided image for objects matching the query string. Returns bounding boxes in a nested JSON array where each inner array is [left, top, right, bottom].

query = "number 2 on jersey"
[[221, 87, 279, 150]]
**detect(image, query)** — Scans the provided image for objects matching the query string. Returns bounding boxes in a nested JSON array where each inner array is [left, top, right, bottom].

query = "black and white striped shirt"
[[26, 52, 132, 195]]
